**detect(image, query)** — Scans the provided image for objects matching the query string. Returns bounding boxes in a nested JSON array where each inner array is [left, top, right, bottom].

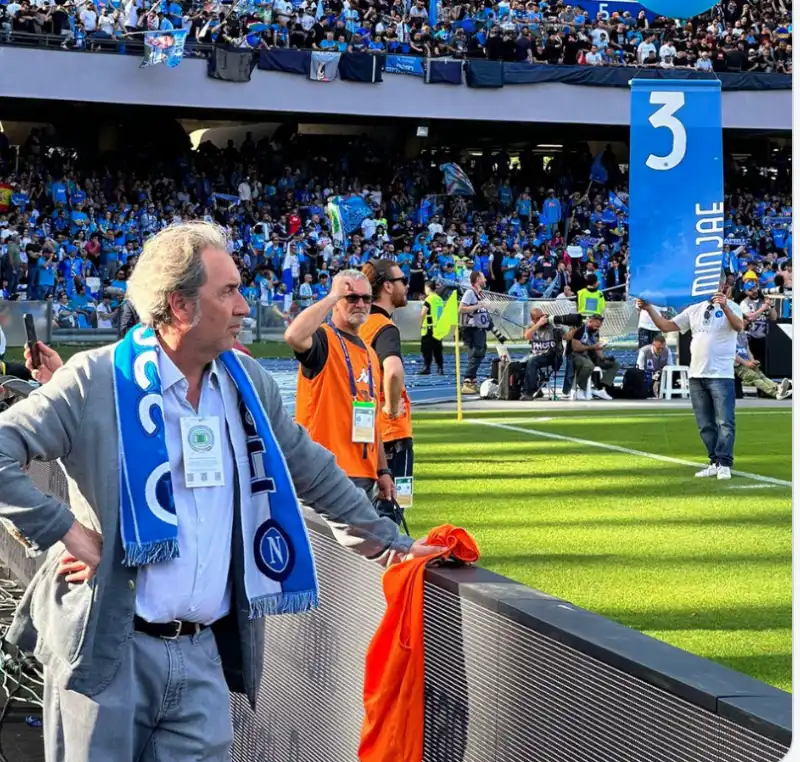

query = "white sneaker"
[[695, 464, 718, 478], [592, 388, 613, 401], [777, 379, 792, 400], [574, 389, 588, 401], [717, 466, 732, 480]]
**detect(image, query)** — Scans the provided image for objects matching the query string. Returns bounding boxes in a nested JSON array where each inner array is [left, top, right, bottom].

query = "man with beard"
[[285, 270, 396, 504], [360, 260, 414, 522]]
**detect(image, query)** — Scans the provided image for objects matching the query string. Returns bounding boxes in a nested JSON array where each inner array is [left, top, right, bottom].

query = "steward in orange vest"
[[285, 270, 395, 501], [361, 260, 414, 520]]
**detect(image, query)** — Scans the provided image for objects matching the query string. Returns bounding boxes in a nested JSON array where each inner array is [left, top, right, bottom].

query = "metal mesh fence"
[[479, 294, 639, 342], [0, 457, 788, 762]]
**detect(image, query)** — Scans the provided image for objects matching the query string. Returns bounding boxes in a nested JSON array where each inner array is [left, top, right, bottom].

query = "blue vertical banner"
[[629, 79, 723, 309]]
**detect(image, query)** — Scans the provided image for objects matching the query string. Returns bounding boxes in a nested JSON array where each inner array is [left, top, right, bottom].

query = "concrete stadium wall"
[[0, 47, 790, 131]]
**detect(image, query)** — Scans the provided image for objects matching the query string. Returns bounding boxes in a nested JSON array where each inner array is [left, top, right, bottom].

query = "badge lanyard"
[[333, 328, 376, 446], [333, 328, 375, 401]]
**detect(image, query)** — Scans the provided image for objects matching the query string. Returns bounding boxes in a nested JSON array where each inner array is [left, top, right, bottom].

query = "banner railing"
[[0, 32, 792, 91], [0, 413, 789, 762]]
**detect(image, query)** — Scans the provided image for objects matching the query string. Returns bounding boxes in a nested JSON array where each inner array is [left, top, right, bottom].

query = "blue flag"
[[141, 28, 188, 68], [440, 163, 475, 196], [629, 80, 723, 309], [609, 190, 628, 213], [589, 152, 608, 185], [329, 195, 373, 235]]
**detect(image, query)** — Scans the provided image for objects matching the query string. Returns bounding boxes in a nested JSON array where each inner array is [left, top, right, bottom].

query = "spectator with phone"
[[638, 290, 744, 481], [739, 280, 777, 366]]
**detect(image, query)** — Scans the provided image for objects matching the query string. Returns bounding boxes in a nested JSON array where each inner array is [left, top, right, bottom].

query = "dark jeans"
[[462, 326, 487, 382], [524, 352, 561, 394], [689, 377, 736, 467], [386, 440, 414, 480], [421, 330, 444, 372], [747, 335, 767, 367], [562, 355, 574, 394]]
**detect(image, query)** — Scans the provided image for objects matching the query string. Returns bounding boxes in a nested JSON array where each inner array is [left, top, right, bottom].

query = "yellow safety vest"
[[421, 293, 444, 336], [577, 288, 606, 317]]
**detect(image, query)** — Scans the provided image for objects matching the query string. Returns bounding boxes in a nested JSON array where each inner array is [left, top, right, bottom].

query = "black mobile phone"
[[23, 314, 41, 370]]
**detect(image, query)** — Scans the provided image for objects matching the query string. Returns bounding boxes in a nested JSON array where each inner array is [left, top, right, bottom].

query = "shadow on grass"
[[605, 602, 791, 632], [710, 653, 791, 691], [415, 511, 792, 531], [481, 551, 790, 567], [419, 481, 792, 501]]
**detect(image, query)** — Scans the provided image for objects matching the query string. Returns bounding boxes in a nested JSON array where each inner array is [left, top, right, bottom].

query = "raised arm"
[[283, 274, 349, 352], [636, 300, 681, 333]]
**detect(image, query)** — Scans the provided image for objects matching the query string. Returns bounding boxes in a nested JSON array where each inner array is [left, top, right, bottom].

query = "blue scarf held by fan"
[[113, 325, 318, 619]]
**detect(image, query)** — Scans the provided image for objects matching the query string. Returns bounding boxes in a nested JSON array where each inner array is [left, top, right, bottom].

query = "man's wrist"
[[377, 468, 393, 479]]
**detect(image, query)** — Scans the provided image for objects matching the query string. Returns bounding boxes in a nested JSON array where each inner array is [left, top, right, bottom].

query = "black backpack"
[[620, 368, 650, 399], [498, 360, 526, 400]]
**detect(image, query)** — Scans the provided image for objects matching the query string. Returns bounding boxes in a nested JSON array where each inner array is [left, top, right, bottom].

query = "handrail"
[[0, 30, 791, 79]]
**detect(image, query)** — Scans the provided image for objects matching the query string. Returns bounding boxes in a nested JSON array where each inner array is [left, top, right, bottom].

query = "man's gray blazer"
[[0, 344, 413, 705]]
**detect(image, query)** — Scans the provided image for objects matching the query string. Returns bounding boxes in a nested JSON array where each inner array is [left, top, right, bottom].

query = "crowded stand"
[[0, 130, 792, 334], [0, 0, 791, 73]]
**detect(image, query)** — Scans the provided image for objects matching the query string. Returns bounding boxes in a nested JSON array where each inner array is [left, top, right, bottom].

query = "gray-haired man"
[[0, 221, 443, 762]]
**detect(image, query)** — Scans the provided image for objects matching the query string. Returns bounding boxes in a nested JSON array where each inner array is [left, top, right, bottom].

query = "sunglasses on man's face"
[[344, 293, 373, 304], [385, 276, 408, 286]]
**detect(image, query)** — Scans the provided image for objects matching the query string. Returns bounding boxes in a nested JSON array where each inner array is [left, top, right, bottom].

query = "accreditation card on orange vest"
[[331, 327, 378, 445], [352, 400, 376, 443]]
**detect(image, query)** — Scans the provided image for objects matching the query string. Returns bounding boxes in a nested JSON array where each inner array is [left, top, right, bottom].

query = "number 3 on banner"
[[646, 91, 687, 172]]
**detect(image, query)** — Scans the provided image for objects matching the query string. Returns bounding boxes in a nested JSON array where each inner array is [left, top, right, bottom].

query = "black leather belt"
[[133, 615, 208, 640]]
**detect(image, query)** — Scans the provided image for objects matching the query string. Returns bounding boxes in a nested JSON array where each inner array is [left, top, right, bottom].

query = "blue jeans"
[[689, 377, 736, 467], [44, 628, 232, 762]]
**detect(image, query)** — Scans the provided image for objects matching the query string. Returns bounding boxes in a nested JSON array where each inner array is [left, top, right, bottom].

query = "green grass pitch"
[[407, 407, 792, 692]]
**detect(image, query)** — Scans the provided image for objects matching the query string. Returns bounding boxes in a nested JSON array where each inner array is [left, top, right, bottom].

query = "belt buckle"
[[164, 620, 183, 640]]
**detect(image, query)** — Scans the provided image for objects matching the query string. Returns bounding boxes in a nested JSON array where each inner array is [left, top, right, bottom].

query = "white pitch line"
[[473, 419, 792, 488]]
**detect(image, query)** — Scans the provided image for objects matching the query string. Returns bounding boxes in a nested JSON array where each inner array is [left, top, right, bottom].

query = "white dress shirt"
[[135, 351, 250, 625]]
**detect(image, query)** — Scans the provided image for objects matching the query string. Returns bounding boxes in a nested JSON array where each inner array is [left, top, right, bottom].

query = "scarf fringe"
[[122, 539, 180, 568], [248, 590, 320, 620]]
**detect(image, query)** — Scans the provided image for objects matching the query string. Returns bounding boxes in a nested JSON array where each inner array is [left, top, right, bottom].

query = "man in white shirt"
[[5, 222, 441, 762], [79, 3, 98, 31], [659, 40, 676, 61], [696, 51, 713, 71], [636, 34, 656, 64], [638, 290, 744, 480], [96, 295, 116, 329], [585, 45, 604, 65]]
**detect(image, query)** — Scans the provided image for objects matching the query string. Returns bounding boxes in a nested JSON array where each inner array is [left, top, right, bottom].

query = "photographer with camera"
[[570, 314, 619, 401], [520, 308, 579, 401], [635, 333, 673, 398]]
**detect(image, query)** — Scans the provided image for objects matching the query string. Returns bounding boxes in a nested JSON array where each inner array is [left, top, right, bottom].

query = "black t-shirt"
[[294, 327, 368, 380], [568, 322, 598, 356], [368, 306, 403, 363]]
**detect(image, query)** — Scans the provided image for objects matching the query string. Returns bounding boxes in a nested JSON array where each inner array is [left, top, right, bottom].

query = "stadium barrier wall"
[[0, 46, 790, 131], [0, 457, 790, 762]]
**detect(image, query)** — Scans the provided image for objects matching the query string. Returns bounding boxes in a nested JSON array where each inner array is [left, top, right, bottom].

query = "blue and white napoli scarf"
[[113, 325, 318, 619]]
